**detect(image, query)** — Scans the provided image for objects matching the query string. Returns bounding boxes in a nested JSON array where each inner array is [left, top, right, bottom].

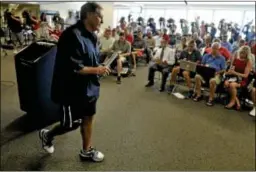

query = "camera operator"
[[52, 13, 64, 30], [210, 23, 217, 41], [147, 18, 156, 35], [191, 22, 197, 35], [159, 17, 165, 31], [218, 19, 228, 38], [200, 21, 206, 38], [167, 18, 176, 35], [5, 9, 23, 46], [180, 19, 189, 36]]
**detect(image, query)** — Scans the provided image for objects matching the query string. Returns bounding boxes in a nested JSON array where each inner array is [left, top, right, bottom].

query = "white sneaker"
[[39, 129, 54, 154], [79, 147, 104, 162], [249, 107, 255, 117]]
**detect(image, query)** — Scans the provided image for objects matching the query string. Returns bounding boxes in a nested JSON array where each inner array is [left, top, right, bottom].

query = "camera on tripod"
[[167, 18, 176, 34], [227, 22, 233, 31], [137, 17, 144, 26]]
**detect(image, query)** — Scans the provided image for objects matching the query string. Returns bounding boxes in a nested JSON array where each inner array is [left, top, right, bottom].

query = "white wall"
[[40, 2, 114, 30]]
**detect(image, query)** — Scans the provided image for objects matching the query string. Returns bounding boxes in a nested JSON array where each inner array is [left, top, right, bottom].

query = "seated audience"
[[131, 32, 147, 74], [205, 38, 231, 61], [193, 42, 226, 106], [124, 28, 134, 44], [231, 35, 242, 54], [251, 45, 256, 72], [201, 35, 212, 55], [233, 41, 255, 71], [49, 24, 62, 41], [65, 11, 76, 29], [145, 37, 176, 92], [39, 12, 50, 39], [112, 28, 119, 40], [145, 31, 156, 49], [176, 36, 187, 52], [221, 35, 232, 52], [99, 28, 115, 63], [249, 85, 255, 116], [224, 46, 253, 110], [111, 32, 132, 84], [100, 29, 115, 51], [154, 30, 164, 48], [232, 39, 245, 55], [168, 40, 202, 97], [192, 32, 202, 48], [163, 28, 170, 43], [22, 10, 40, 38]]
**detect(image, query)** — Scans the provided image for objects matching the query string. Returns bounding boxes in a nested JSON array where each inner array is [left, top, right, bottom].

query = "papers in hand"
[[102, 52, 118, 68], [172, 92, 185, 99]]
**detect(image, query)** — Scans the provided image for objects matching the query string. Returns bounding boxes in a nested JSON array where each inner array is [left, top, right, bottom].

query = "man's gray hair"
[[211, 42, 221, 49], [80, 2, 102, 20]]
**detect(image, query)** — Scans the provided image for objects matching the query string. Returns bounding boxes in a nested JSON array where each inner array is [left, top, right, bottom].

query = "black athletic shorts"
[[60, 97, 97, 128]]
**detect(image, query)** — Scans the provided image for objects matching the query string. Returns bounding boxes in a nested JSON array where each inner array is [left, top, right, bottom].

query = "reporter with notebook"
[[145, 37, 175, 92], [193, 42, 226, 106], [168, 40, 201, 98]]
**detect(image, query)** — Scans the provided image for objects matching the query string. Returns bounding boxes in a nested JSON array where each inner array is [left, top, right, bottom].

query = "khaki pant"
[[195, 74, 222, 85]]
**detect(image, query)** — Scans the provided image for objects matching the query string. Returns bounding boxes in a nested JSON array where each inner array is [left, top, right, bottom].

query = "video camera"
[[167, 18, 176, 34], [227, 22, 233, 31], [137, 17, 144, 26], [218, 19, 228, 37], [147, 18, 154, 26]]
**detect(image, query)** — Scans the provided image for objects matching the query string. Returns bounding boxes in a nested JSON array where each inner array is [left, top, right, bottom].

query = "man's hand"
[[96, 66, 111, 75]]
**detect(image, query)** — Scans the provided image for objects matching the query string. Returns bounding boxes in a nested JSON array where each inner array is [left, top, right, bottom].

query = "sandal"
[[206, 100, 214, 106], [193, 95, 203, 102], [225, 103, 236, 110], [236, 104, 241, 111]]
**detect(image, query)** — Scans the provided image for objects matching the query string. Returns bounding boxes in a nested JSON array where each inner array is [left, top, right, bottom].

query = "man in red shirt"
[[124, 28, 133, 44], [205, 38, 231, 61], [49, 24, 62, 41], [162, 28, 169, 43]]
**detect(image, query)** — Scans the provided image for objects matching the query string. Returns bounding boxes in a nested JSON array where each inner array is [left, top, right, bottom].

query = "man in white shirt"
[[112, 28, 119, 40], [145, 37, 176, 92], [154, 30, 163, 48], [64, 11, 77, 29], [99, 28, 115, 63], [100, 28, 115, 51]]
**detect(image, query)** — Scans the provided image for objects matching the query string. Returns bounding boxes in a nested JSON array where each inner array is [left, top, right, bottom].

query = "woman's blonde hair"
[[238, 45, 251, 60]]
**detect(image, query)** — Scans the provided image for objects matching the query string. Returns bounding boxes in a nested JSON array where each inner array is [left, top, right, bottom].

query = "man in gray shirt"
[[111, 32, 132, 84]]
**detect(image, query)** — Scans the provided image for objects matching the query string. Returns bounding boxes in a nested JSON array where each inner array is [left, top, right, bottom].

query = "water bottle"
[[248, 79, 255, 92]]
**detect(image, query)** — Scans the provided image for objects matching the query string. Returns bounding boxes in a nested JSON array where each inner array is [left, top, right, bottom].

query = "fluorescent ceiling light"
[[187, 2, 255, 5], [114, 1, 185, 5]]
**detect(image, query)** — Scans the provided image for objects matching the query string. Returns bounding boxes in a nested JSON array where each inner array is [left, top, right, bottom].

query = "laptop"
[[179, 60, 197, 72], [196, 65, 216, 84]]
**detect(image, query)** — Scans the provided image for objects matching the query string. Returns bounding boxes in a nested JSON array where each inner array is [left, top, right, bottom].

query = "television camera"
[[218, 19, 228, 37], [147, 17, 156, 34], [167, 18, 176, 34]]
